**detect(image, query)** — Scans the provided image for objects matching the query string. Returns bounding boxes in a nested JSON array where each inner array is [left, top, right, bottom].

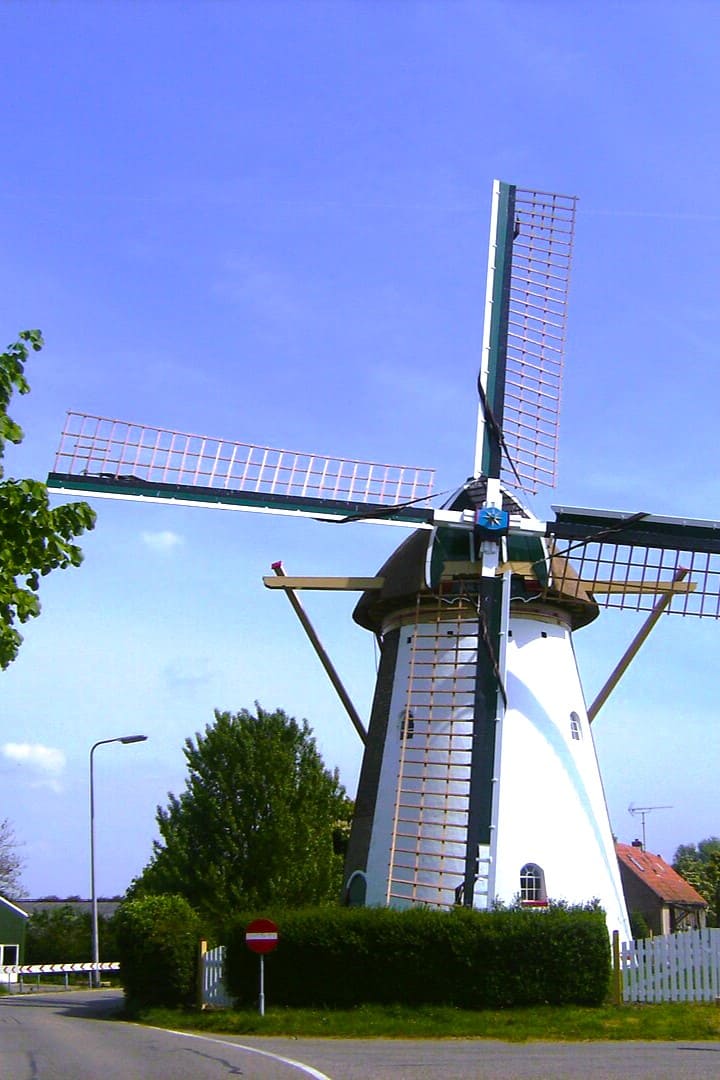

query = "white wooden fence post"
[[197, 939, 208, 1009], [611, 931, 621, 1006]]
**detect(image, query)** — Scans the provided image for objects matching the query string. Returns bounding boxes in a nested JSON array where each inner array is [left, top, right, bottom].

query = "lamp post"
[[90, 735, 147, 988]]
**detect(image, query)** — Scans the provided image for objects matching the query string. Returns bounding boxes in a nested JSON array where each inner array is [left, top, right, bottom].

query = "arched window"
[[344, 870, 367, 907], [520, 863, 547, 905], [570, 711, 582, 741]]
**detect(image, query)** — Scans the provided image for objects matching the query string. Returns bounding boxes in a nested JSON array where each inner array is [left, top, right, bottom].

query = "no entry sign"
[[246, 918, 278, 1016], [245, 917, 279, 955]]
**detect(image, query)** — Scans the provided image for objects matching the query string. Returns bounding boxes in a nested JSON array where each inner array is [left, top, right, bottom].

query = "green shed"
[[0, 896, 28, 981]]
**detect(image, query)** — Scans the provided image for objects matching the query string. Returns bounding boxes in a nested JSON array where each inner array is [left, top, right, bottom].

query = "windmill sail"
[[475, 183, 577, 494], [48, 412, 436, 528], [547, 507, 720, 616]]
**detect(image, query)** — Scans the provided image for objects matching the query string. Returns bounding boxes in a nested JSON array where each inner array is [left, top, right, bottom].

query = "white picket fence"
[[621, 927, 720, 1003], [201, 944, 233, 1007]]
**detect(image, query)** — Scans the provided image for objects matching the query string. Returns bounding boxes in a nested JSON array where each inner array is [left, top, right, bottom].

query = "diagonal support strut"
[[587, 568, 689, 723], [266, 562, 367, 744]]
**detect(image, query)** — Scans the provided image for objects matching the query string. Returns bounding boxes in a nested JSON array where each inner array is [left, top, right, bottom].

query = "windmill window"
[[344, 870, 367, 907], [400, 709, 415, 741], [520, 863, 547, 905], [570, 711, 582, 741]]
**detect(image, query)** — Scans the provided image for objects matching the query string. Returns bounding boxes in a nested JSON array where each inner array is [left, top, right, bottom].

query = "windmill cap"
[[353, 480, 599, 633]]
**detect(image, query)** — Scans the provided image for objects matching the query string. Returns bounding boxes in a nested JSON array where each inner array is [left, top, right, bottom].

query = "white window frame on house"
[[0, 944, 19, 965], [520, 863, 548, 906]]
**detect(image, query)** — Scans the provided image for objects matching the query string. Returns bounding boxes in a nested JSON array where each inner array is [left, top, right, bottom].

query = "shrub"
[[224, 904, 610, 1009], [115, 894, 201, 1008], [629, 910, 651, 939]]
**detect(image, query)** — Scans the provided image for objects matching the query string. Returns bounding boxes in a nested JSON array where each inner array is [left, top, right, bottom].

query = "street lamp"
[[90, 734, 148, 988]]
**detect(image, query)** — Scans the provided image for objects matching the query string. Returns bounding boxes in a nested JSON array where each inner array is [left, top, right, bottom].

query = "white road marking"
[[147, 1025, 334, 1080]]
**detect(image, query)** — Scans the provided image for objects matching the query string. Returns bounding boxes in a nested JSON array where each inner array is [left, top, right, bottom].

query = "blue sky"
[[2, 0, 720, 899]]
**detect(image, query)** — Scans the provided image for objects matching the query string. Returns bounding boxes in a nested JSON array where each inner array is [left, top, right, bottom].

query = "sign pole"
[[245, 917, 278, 1018]]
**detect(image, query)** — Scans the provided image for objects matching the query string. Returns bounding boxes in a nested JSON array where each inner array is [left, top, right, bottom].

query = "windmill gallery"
[[47, 182, 720, 942]]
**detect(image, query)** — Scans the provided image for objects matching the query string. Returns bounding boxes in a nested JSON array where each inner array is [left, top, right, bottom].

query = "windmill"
[[47, 181, 720, 941]]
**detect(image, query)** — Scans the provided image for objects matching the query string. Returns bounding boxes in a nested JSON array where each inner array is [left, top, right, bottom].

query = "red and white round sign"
[[245, 917, 279, 954]]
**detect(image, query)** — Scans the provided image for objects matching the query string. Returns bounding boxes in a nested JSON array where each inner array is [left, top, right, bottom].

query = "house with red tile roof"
[[616, 841, 708, 936]]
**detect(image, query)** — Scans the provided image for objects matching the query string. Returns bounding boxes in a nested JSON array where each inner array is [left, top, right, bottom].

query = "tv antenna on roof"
[[628, 803, 673, 852]]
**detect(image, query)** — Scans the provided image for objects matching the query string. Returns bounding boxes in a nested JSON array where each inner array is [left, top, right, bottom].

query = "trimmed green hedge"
[[225, 905, 610, 1009], [115, 894, 201, 1008]]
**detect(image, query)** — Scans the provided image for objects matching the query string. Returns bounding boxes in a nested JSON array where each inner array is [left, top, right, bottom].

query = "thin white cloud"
[[3, 744, 66, 790], [2, 743, 66, 775], [141, 530, 184, 552]]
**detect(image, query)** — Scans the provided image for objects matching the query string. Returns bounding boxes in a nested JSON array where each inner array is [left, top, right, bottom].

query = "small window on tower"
[[570, 711, 582, 741], [344, 870, 367, 907], [520, 863, 548, 906], [400, 709, 415, 742]]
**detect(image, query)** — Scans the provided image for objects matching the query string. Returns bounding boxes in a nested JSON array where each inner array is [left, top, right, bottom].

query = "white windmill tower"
[[48, 181, 720, 941]]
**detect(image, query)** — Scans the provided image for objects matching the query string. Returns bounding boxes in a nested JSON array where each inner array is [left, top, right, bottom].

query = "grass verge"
[[127, 1001, 720, 1042]]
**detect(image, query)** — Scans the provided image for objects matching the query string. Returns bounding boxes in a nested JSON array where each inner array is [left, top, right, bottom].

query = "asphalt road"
[[2, 989, 720, 1080]]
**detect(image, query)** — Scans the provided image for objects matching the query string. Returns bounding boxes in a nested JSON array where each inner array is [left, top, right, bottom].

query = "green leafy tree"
[[673, 837, 720, 926], [0, 331, 96, 668], [25, 905, 119, 963], [130, 705, 350, 922]]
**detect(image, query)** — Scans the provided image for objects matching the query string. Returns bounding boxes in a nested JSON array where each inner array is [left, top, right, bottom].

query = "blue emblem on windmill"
[[475, 507, 509, 535]]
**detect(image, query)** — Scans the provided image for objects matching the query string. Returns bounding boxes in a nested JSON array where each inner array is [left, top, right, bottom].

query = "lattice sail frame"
[[51, 412, 435, 510], [477, 184, 577, 495], [545, 507, 720, 617], [503, 187, 577, 493]]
